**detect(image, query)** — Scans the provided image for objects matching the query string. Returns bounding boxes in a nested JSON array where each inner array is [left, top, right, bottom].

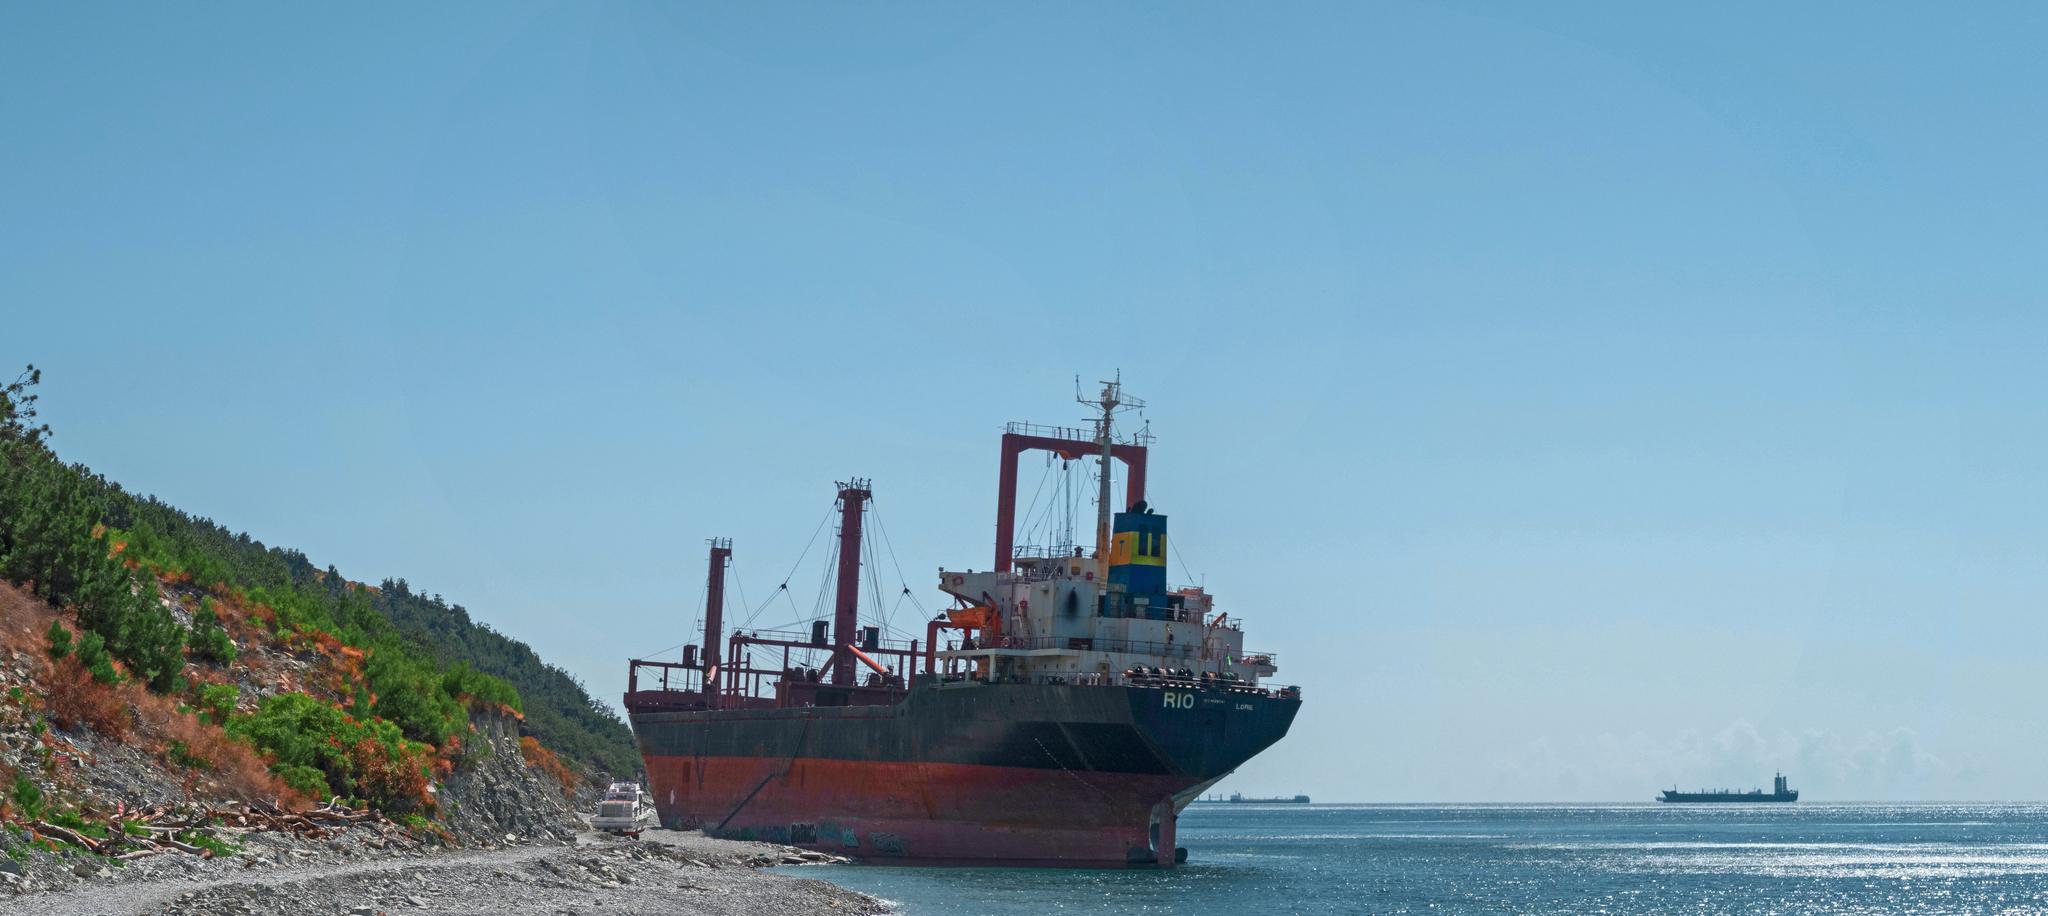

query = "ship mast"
[[830, 479, 872, 686], [1079, 374, 1142, 587], [703, 538, 731, 706]]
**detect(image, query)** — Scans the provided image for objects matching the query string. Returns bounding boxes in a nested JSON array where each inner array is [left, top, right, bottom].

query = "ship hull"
[[1659, 792, 1798, 803], [628, 678, 1299, 866]]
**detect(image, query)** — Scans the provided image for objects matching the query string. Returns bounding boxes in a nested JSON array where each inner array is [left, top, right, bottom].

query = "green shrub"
[[178, 830, 238, 857], [73, 630, 120, 685], [10, 775, 42, 820], [362, 649, 466, 749], [272, 763, 331, 799], [45, 619, 72, 658], [196, 683, 239, 727], [187, 600, 235, 665], [441, 662, 521, 713], [225, 692, 432, 812], [165, 740, 210, 770]]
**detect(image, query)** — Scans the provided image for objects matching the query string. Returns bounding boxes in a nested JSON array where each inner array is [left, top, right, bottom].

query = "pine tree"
[[45, 618, 72, 658]]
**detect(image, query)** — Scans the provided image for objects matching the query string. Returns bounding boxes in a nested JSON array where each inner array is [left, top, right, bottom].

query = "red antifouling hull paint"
[[645, 754, 1192, 865]]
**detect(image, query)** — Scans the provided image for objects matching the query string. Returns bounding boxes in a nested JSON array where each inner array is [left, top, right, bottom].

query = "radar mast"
[[1078, 372, 1143, 591]]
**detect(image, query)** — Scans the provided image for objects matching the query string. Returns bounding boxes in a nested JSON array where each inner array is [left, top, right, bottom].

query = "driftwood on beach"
[[22, 798, 409, 862]]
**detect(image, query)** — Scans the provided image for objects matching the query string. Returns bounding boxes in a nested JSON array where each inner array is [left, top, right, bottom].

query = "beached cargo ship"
[[622, 380, 1301, 867]]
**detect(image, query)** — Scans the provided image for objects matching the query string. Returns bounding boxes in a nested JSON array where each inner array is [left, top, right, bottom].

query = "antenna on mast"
[[1078, 371, 1143, 587]]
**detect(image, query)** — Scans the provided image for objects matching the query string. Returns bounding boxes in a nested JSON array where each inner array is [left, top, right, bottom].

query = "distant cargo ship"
[[1659, 774, 1798, 803], [1193, 792, 1309, 803]]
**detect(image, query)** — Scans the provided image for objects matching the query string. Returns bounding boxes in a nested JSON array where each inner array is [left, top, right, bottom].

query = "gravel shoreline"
[[5, 829, 888, 916]]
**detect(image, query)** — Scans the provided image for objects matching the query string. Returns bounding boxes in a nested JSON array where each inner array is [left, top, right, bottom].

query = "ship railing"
[[943, 635, 1277, 669], [940, 564, 1046, 586], [1002, 557, 1079, 584], [944, 671, 1300, 698], [733, 627, 922, 656], [1119, 671, 1292, 694], [1012, 545, 1088, 561], [627, 658, 707, 695], [1005, 421, 1094, 442], [954, 635, 1201, 661], [1007, 566, 1055, 583], [1003, 560, 1237, 595]]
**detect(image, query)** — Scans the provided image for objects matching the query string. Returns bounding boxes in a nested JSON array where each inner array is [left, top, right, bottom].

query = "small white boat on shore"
[[590, 781, 656, 836]]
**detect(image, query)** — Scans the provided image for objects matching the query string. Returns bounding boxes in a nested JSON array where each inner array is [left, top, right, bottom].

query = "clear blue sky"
[[7, 2, 2048, 801]]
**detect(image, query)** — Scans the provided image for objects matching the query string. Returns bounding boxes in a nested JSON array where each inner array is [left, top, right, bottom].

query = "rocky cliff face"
[[436, 710, 585, 846]]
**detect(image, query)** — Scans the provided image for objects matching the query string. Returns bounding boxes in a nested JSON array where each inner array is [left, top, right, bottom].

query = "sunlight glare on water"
[[774, 803, 2048, 914]]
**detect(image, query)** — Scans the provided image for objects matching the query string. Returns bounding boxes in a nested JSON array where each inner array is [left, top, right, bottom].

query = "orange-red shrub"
[[0, 580, 59, 661], [519, 736, 578, 794], [45, 655, 131, 739], [350, 735, 435, 814], [128, 689, 310, 810]]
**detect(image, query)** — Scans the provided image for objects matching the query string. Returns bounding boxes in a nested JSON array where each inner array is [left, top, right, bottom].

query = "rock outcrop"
[[435, 710, 583, 846]]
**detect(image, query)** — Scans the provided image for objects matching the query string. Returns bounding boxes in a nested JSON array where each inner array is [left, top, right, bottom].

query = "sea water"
[[775, 803, 2048, 914]]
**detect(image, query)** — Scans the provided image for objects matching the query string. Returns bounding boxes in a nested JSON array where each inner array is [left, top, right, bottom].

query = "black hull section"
[[631, 678, 1299, 778]]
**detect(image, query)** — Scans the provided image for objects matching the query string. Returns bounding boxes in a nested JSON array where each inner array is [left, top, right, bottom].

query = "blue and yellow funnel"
[[1108, 506, 1167, 595]]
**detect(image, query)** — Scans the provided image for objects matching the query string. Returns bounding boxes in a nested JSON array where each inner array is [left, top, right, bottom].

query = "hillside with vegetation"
[[0, 366, 637, 826], [369, 581, 639, 777]]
